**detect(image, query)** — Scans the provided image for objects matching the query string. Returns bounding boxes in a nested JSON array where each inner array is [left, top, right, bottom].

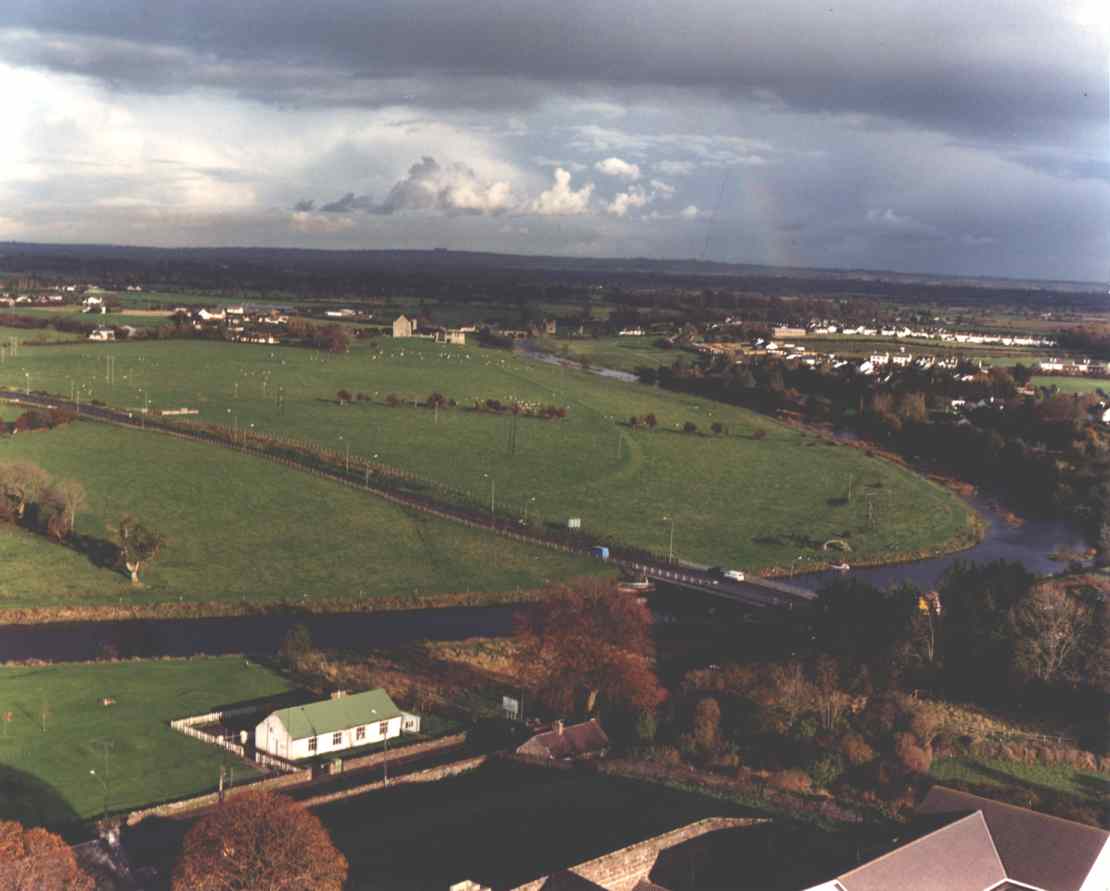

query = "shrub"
[[710, 421, 724, 435], [906, 701, 942, 747], [682, 421, 698, 434], [636, 710, 657, 744], [768, 769, 812, 793], [807, 754, 845, 789], [692, 697, 721, 752], [752, 429, 767, 440], [384, 393, 400, 407], [840, 732, 877, 766], [894, 732, 932, 773], [336, 389, 352, 404], [645, 745, 683, 765]]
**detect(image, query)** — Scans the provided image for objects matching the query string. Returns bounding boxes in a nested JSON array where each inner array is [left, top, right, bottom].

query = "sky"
[[0, 0, 1107, 281]]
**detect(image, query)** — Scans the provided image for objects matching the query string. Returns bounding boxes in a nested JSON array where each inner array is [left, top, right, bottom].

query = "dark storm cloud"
[[292, 199, 315, 212], [0, 0, 1104, 144], [1011, 151, 1110, 183], [319, 192, 374, 212]]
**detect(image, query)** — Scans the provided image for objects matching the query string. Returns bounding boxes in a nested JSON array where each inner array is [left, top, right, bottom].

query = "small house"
[[516, 718, 609, 761], [88, 327, 115, 342], [392, 314, 415, 338], [255, 689, 404, 760], [434, 328, 466, 345]]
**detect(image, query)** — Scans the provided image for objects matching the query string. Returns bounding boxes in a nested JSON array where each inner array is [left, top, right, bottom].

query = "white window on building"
[[356, 726, 366, 741], [379, 721, 389, 736], [308, 736, 317, 752], [332, 731, 343, 746]]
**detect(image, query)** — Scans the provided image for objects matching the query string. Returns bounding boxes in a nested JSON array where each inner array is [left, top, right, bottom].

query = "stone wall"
[[510, 816, 766, 891], [301, 755, 487, 809], [339, 732, 467, 772], [125, 766, 312, 826]]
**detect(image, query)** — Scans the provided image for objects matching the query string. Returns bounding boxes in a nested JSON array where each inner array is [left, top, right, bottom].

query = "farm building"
[[392, 314, 415, 338], [516, 718, 609, 761], [254, 689, 408, 760]]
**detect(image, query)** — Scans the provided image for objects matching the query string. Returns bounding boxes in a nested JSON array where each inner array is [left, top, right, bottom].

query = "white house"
[[88, 327, 115, 342], [392, 314, 415, 338], [255, 689, 407, 760]]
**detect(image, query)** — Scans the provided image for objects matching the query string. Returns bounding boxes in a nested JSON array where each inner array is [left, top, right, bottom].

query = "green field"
[[535, 335, 684, 374], [0, 420, 598, 610], [6, 307, 173, 329], [1031, 376, 1106, 395], [1, 337, 976, 572], [931, 756, 1108, 817], [0, 658, 294, 825], [0, 325, 81, 344]]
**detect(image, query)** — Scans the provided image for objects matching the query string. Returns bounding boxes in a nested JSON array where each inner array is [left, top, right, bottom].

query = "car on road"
[[707, 567, 745, 582]]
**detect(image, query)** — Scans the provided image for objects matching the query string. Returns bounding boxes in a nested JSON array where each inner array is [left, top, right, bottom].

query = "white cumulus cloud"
[[528, 168, 594, 216], [606, 186, 650, 217], [594, 156, 641, 180], [378, 156, 515, 215], [680, 205, 701, 220]]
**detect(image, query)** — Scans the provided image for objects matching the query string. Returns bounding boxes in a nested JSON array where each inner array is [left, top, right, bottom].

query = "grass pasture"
[[931, 756, 1108, 819], [0, 420, 599, 611], [1, 336, 976, 573], [1031, 376, 1107, 395], [534, 334, 683, 373], [0, 657, 294, 826]]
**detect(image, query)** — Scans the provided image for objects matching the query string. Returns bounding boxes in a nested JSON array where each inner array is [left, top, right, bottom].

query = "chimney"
[[553, 720, 564, 736], [330, 690, 346, 700]]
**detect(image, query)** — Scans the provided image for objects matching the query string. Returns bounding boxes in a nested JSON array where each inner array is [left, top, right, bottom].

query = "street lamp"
[[483, 473, 495, 518], [662, 515, 675, 563], [791, 555, 805, 578], [226, 409, 237, 443], [523, 496, 536, 525], [340, 435, 350, 472], [89, 769, 108, 822]]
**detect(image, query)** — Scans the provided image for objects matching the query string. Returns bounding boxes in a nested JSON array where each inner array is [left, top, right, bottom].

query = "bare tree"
[[1011, 584, 1094, 685], [0, 462, 51, 520], [770, 661, 812, 725], [813, 655, 849, 731]]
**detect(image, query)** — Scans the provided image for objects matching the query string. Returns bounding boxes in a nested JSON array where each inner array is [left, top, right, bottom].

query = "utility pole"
[[663, 515, 675, 563], [484, 474, 495, 518]]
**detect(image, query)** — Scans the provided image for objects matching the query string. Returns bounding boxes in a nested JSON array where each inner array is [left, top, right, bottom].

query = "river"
[[0, 606, 516, 663]]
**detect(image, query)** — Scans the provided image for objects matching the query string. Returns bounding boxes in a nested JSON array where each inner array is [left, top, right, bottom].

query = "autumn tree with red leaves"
[[172, 790, 347, 891], [515, 581, 664, 717], [0, 820, 94, 891]]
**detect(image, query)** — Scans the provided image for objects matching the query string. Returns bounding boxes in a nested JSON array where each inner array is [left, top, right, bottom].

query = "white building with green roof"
[[255, 689, 404, 760]]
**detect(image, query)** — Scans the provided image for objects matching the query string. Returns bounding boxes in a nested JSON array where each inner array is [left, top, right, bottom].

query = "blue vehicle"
[[590, 546, 610, 560]]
